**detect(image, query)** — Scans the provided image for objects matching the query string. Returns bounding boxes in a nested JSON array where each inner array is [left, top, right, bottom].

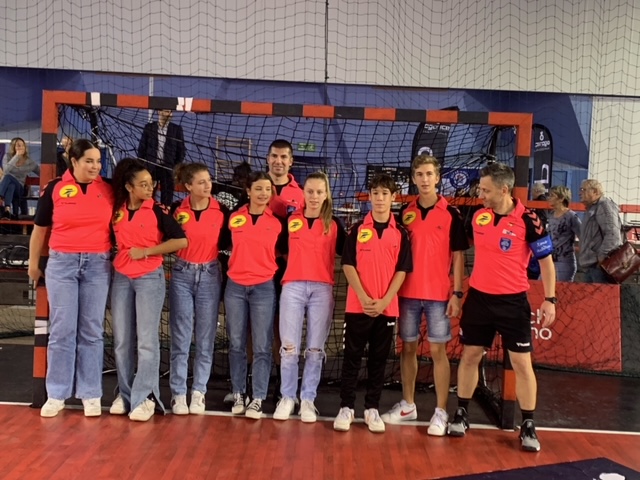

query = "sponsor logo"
[[502, 228, 516, 237], [288, 218, 303, 232], [230, 215, 247, 228], [386, 321, 396, 326], [59, 185, 79, 198], [400, 409, 415, 417], [175, 212, 190, 225], [287, 205, 296, 214], [358, 228, 373, 243], [113, 209, 125, 224], [476, 212, 492, 226], [417, 146, 433, 156], [516, 342, 531, 347], [500, 237, 512, 251], [402, 211, 417, 225]]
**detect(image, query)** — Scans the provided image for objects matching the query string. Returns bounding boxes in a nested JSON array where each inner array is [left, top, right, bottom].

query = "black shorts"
[[459, 287, 533, 353]]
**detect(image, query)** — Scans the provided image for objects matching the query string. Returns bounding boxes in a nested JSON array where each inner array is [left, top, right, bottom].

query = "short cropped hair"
[[268, 139, 293, 156], [479, 162, 515, 191]]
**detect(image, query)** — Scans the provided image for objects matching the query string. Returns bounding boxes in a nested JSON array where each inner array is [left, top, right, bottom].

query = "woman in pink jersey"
[[225, 171, 287, 419], [109, 158, 187, 422], [28, 139, 114, 418], [168, 163, 229, 415], [273, 172, 345, 422]]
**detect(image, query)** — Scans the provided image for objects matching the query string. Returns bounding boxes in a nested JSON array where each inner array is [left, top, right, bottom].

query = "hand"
[[446, 296, 462, 318], [129, 247, 147, 261], [364, 298, 389, 317], [28, 266, 43, 284], [540, 301, 556, 328], [358, 294, 374, 312]]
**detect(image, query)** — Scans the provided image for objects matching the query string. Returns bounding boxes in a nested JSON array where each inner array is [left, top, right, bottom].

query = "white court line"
[[3, 401, 639, 436]]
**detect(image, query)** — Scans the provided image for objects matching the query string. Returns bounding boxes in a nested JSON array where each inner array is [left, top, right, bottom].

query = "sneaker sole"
[[380, 414, 417, 424], [273, 413, 291, 421], [130, 413, 154, 422], [521, 443, 541, 452], [301, 416, 317, 423], [231, 407, 246, 415], [172, 409, 189, 415], [448, 429, 467, 437], [84, 409, 102, 417], [40, 408, 64, 418], [189, 408, 205, 415], [245, 410, 262, 420], [333, 423, 351, 432], [109, 409, 127, 415]]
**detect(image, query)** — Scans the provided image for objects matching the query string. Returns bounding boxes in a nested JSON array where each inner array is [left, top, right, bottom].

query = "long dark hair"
[[112, 158, 147, 215], [67, 139, 98, 174]]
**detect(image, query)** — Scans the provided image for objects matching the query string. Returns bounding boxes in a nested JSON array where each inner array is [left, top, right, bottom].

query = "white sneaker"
[[82, 398, 102, 417], [380, 400, 417, 424], [299, 400, 318, 423], [109, 395, 127, 415], [231, 393, 248, 415], [129, 399, 155, 422], [333, 407, 355, 431], [364, 408, 386, 433], [273, 397, 297, 421], [171, 395, 189, 415], [427, 407, 449, 436], [189, 391, 206, 415], [40, 398, 65, 418]]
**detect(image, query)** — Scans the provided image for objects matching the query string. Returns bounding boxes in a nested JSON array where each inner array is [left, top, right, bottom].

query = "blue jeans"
[[169, 259, 222, 396], [0, 174, 22, 211], [583, 265, 614, 284], [224, 278, 275, 400], [111, 267, 166, 412], [279, 281, 334, 401], [555, 260, 577, 282], [399, 297, 451, 343], [45, 250, 111, 400]]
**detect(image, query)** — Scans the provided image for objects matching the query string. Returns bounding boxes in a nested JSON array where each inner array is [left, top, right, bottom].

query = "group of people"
[[26, 116, 623, 452]]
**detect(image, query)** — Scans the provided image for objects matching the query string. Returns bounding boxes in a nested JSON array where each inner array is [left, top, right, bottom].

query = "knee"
[[402, 341, 418, 355], [429, 343, 448, 361], [304, 347, 325, 363], [460, 347, 484, 367], [280, 343, 298, 359]]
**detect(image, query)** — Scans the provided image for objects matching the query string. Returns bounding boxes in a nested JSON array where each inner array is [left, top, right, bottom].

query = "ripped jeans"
[[279, 281, 335, 401]]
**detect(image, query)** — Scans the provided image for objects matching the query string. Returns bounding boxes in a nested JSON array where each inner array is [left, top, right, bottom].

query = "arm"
[[447, 250, 465, 317], [28, 225, 49, 283], [130, 238, 188, 260], [538, 255, 556, 328], [367, 271, 407, 317], [343, 264, 374, 310], [596, 200, 623, 261], [3, 154, 21, 175]]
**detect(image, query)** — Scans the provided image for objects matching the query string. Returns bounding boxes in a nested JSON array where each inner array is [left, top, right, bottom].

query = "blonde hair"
[[8, 137, 28, 158], [304, 171, 333, 235], [582, 179, 604, 196], [549, 185, 571, 207]]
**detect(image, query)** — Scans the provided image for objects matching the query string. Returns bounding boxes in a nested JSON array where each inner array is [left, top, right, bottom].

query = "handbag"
[[600, 241, 640, 283]]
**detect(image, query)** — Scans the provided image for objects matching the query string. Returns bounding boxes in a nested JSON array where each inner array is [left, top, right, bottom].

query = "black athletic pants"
[[340, 313, 395, 410]]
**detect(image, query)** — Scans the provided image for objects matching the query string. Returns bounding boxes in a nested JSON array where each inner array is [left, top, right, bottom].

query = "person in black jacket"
[[137, 109, 186, 206]]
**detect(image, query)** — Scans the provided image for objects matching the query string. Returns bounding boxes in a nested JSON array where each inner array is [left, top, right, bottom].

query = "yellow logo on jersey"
[[288, 219, 303, 233], [358, 228, 373, 243], [113, 209, 125, 224], [59, 185, 79, 198], [402, 211, 417, 225], [476, 212, 492, 226], [176, 212, 191, 225], [230, 215, 247, 228]]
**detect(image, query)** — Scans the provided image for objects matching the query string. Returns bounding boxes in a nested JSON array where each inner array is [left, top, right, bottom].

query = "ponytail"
[[112, 158, 147, 215]]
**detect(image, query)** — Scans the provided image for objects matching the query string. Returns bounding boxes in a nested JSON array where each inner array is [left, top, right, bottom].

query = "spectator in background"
[[578, 179, 623, 284], [137, 109, 186, 206], [56, 135, 73, 177], [547, 186, 582, 282], [0, 137, 39, 219], [527, 183, 549, 279], [214, 161, 252, 211]]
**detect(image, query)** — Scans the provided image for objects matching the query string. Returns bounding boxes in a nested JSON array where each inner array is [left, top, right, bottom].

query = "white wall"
[[2, 0, 640, 95]]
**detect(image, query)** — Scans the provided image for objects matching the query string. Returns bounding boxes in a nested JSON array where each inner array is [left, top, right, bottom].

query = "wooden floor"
[[1, 404, 639, 480]]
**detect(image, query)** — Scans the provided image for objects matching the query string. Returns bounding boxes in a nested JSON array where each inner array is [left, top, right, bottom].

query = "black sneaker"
[[519, 419, 541, 452], [447, 407, 469, 437], [245, 398, 263, 419], [1, 210, 11, 220]]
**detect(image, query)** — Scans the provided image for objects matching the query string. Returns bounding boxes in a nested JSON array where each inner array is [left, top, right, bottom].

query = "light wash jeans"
[[555, 260, 577, 282], [279, 281, 334, 401], [0, 174, 22, 210], [45, 250, 111, 400], [224, 278, 275, 400], [110, 267, 166, 412], [169, 259, 222, 397]]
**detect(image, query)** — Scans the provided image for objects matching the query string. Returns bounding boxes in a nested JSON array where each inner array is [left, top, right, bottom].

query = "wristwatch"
[[452, 291, 464, 299], [544, 297, 557, 304]]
